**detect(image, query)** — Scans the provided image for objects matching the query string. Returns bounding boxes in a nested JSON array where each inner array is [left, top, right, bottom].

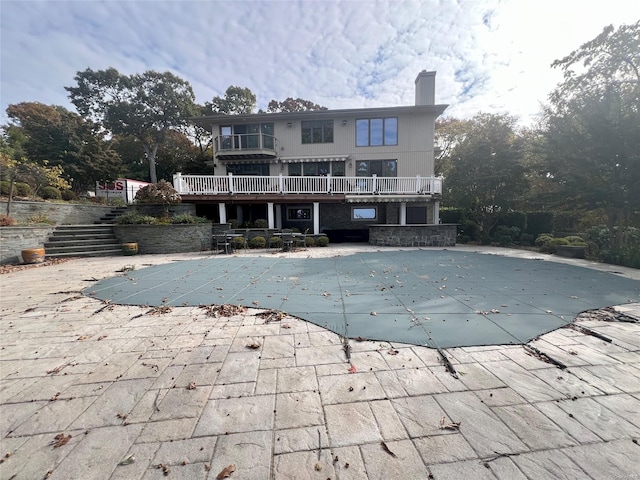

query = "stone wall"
[[0, 201, 115, 225], [0, 227, 54, 264], [368, 224, 457, 247], [130, 204, 196, 217], [113, 224, 212, 254]]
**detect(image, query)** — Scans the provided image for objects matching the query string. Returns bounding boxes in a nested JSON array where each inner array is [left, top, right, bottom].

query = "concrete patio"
[[1, 245, 639, 479]]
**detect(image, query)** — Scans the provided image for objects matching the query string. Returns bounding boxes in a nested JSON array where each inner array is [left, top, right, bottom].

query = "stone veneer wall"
[[368, 224, 457, 247], [113, 224, 212, 254], [0, 201, 115, 225], [0, 227, 54, 264]]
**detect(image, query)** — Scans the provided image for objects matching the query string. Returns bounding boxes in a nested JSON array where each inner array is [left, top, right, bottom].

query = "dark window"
[[301, 120, 334, 144], [354, 160, 397, 177], [356, 118, 398, 146], [287, 161, 345, 176], [226, 163, 269, 176], [287, 207, 311, 220]]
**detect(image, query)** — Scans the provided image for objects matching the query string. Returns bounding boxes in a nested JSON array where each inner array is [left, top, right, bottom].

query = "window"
[[219, 123, 274, 150], [226, 163, 269, 176], [356, 117, 397, 146], [287, 161, 345, 176], [355, 160, 397, 177], [301, 120, 333, 144], [287, 206, 311, 220], [352, 207, 377, 221]]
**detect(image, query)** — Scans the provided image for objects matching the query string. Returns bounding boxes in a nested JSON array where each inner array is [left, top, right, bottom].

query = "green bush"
[[316, 236, 329, 247], [499, 235, 513, 247], [269, 236, 283, 248], [15, 182, 32, 196], [231, 237, 246, 249], [305, 237, 315, 247], [601, 245, 640, 269], [116, 213, 158, 224], [170, 214, 209, 224], [107, 197, 126, 207], [229, 219, 239, 229], [564, 235, 585, 245], [61, 190, 78, 201], [254, 218, 268, 228], [249, 236, 266, 248], [27, 214, 55, 225], [458, 235, 471, 244], [519, 233, 534, 246], [535, 234, 554, 247], [135, 180, 181, 205], [494, 225, 520, 242], [0, 181, 10, 195], [40, 186, 62, 200]]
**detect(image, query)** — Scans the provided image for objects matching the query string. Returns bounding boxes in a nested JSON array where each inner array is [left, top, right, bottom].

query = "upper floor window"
[[301, 120, 333, 144], [356, 118, 398, 146], [219, 123, 274, 150]]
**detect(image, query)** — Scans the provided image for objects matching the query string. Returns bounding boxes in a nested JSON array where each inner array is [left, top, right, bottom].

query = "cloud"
[[1, 0, 639, 126]]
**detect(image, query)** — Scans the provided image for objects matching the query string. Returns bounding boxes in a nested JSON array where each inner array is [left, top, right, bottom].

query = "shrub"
[[458, 235, 471, 244], [116, 213, 158, 225], [107, 197, 126, 207], [27, 214, 55, 225], [0, 181, 10, 195], [519, 233, 534, 246], [480, 235, 492, 245], [499, 235, 513, 247], [135, 180, 181, 217], [15, 182, 33, 196], [249, 236, 266, 249], [0, 214, 15, 226], [494, 225, 520, 242], [61, 189, 79, 201], [170, 214, 210, 224], [231, 237, 246, 249], [40, 186, 62, 200], [564, 235, 586, 245], [269, 236, 283, 248], [535, 234, 554, 247], [229, 219, 239, 229], [254, 218, 268, 228], [601, 245, 640, 269], [316, 236, 329, 247], [305, 237, 315, 247]]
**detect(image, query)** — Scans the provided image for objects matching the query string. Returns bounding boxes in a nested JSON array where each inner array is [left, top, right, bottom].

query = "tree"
[[435, 117, 472, 178], [266, 97, 327, 112], [543, 21, 640, 246], [66, 68, 197, 183], [5, 102, 121, 191], [444, 113, 529, 238], [204, 86, 256, 115]]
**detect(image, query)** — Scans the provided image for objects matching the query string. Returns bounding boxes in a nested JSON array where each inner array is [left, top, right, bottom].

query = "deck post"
[[278, 174, 284, 193], [173, 172, 182, 193], [267, 202, 275, 229], [313, 202, 320, 235], [218, 203, 227, 224], [228, 172, 234, 194], [400, 202, 407, 226], [433, 201, 440, 224]]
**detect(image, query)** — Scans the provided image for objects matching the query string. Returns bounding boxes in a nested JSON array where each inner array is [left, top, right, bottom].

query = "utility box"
[[95, 179, 150, 204]]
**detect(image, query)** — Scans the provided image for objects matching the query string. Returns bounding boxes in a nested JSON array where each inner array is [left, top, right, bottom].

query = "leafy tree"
[[135, 180, 181, 218], [543, 21, 640, 246], [204, 86, 256, 115], [66, 68, 197, 183], [435, 117, 472, 178], [444, 113, 529, 238], [266, 97, 327, 112], [5, 102, 121, 191]]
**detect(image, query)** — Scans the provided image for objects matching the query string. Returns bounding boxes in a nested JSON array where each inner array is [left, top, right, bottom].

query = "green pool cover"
[[86, 251, 639, 348]]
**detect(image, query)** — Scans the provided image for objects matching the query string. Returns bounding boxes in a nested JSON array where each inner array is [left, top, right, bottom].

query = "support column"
[[399, 202, 407, 226], [433, 201, 440, 224], [313, 202, 320, 235], [275, 205, 282, 229], [218, 203, 227, 224], [267, 202, 275, 229], [236, 205, 243, 226]]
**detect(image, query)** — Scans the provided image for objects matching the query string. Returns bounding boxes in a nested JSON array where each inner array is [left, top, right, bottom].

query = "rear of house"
[[174, 71, 448, 243]]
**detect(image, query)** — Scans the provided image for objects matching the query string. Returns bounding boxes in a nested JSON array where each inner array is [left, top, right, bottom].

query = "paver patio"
[[1, 245, 639, 479]]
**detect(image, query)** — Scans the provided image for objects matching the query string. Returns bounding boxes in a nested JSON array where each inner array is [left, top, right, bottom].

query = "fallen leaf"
[[216, 464, 236, 479], [388, 349, 399, 355], [439, 416, 461, 430], [52, 433, 72, 448], [381, 441, 397, 458], [282, 323, 291, 329], [118, 454, 135, 465], [187, 382, 197, 390], [314, 463, 322, 471], [348, 364, 357, 374], [246, 342, 261, 350], [370, 311, 377, 316], [77, 335, 91, 341], [355, 336, 368, 342]]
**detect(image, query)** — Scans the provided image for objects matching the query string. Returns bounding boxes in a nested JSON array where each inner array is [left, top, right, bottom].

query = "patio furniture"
[[214, 231, 235, 254], [294, 229, 308, 250], [280, 229, 295, 252]]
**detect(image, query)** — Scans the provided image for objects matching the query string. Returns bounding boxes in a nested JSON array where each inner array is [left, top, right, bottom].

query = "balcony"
[[173, 173, 442, 198], [214, 133, 277, 159]]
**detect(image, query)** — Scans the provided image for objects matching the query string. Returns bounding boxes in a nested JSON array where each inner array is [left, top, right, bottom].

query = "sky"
[[1, 0, 639, 127]]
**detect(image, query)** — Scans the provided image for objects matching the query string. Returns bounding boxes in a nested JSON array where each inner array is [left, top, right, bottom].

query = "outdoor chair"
[[242, 229, 251, 251], [200, 236, 212, 253], [294, 228, 308, 250], [281, 229, 294, 252], [215, 231, 233, 254], [263, 229, 274, 250]]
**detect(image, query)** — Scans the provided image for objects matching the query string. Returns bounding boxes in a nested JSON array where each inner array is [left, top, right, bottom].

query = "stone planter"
[[113, 224, 212, 254], [122, 243, 139, 255], [556, 245, 587, 259], [21, 247, 46, 264]]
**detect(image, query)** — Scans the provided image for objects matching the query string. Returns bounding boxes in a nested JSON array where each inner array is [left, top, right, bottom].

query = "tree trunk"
[[142, 143, 159, 183], [6, 177, 15, 216]]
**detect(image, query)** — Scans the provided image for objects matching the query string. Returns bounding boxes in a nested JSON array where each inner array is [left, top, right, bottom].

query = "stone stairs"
[[44, 207, 128, 258]]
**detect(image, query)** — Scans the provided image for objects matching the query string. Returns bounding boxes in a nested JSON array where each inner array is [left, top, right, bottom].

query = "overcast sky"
[[1, 0, 638, 126]]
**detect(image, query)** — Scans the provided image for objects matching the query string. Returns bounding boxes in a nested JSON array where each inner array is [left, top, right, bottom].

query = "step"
[[45, 249, 124, 258], [47, 234, 118, 242], [44, 243, 122, 254], [45, 239, 119, 248]]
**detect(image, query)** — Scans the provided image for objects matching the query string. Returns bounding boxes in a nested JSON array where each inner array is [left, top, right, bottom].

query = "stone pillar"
[[275, 205, 282, 229], [236, 205, 243, 226], [433, 201, 440, 224], [267, 202, 275, 229], [313, 202, 320, 234], [399, 202, 407, 226], [218, 203, 226, 224]]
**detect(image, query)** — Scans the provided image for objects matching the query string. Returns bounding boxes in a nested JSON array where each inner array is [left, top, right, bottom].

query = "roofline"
[[192, 104, 448, 128]]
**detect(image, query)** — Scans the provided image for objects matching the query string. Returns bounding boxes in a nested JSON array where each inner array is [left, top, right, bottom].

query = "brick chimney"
[[415, 70, 436, 106]]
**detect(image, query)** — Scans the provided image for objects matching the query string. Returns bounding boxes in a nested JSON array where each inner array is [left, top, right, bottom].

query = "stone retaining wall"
[[0, 201, 115, 225], [113, 224, 212, 254], [368, 224, 457, 247], [0, 226, 54, 264]]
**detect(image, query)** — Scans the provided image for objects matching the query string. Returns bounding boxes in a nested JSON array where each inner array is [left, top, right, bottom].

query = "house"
[[174, 71, 453, 244]]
